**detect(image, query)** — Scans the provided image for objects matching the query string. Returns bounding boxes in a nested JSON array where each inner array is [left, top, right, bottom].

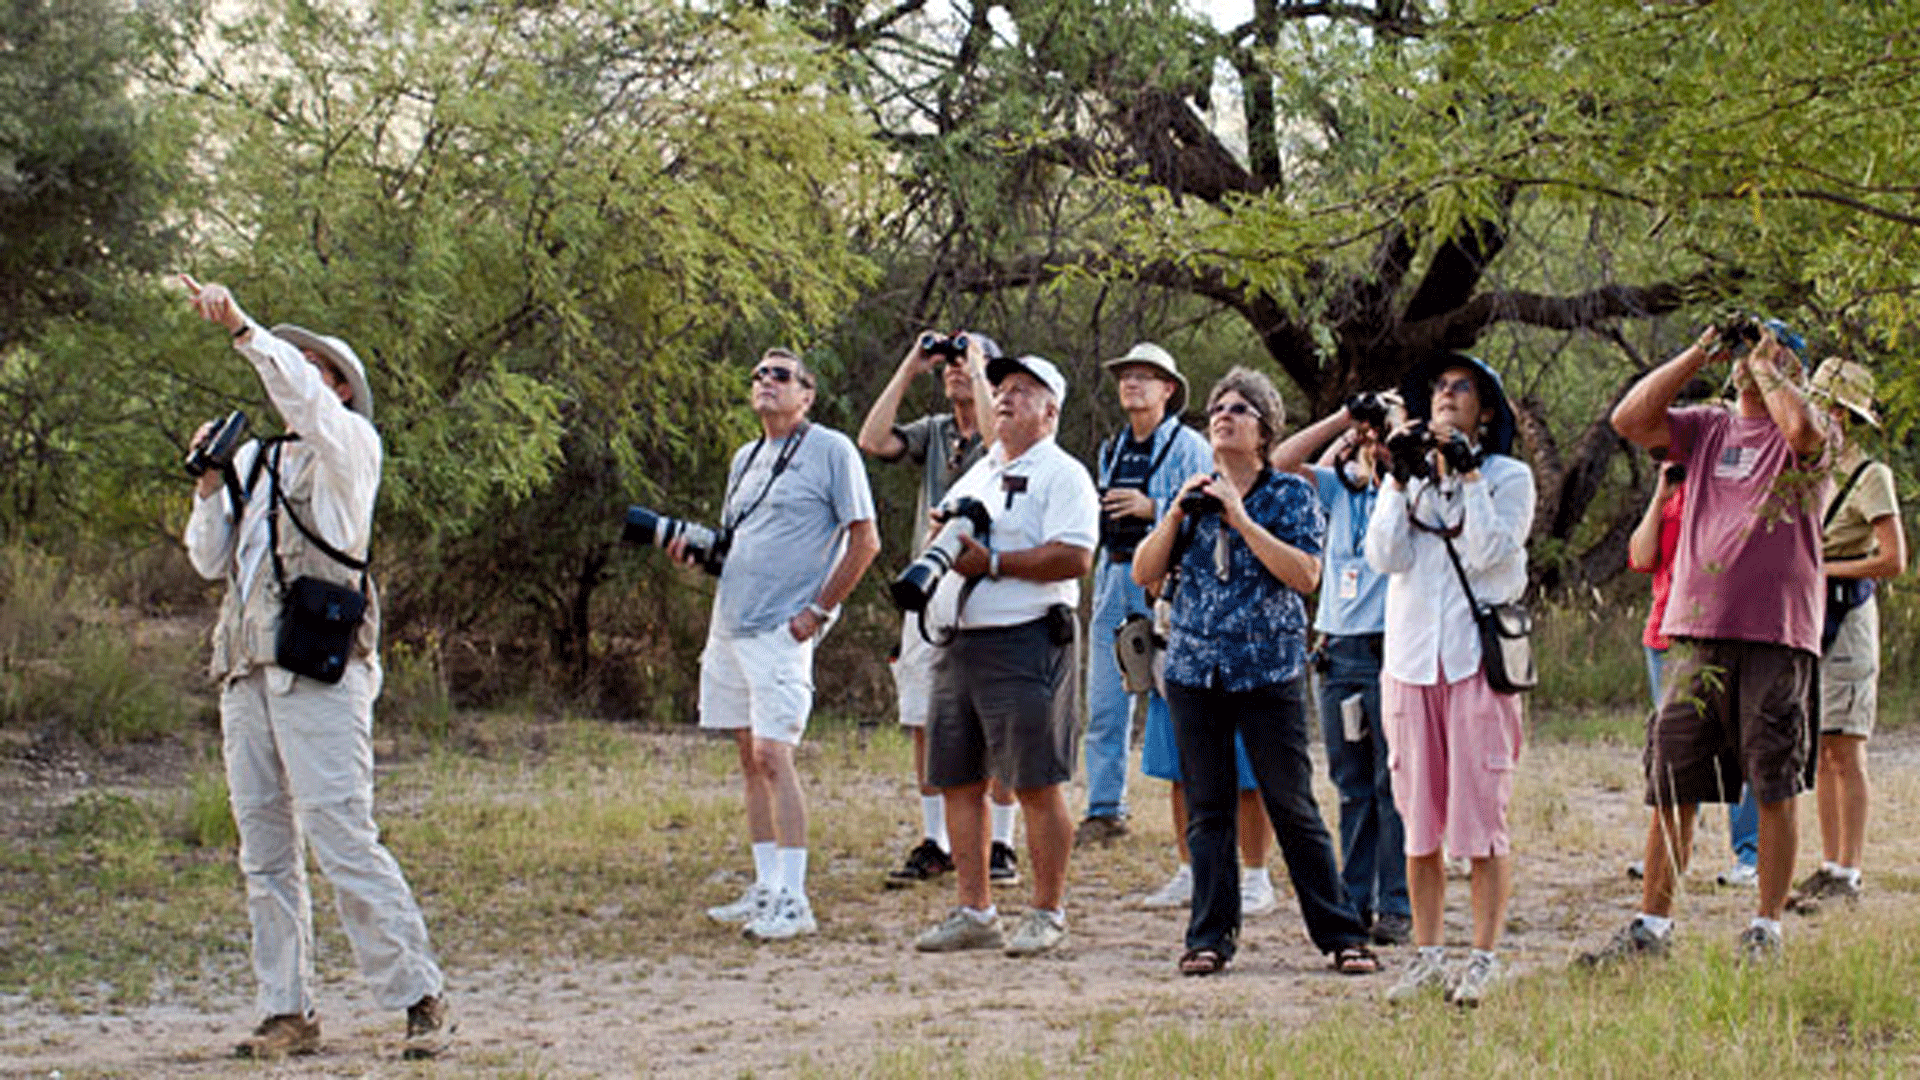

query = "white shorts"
[[1820, 595, 1880, 739], [893, 616, 936, 728], [699, 623, 817, 745]]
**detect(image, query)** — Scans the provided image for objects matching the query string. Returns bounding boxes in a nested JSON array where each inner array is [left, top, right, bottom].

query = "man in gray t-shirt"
[[858, 331, 1025, 888], [680, 348, 879, 943]]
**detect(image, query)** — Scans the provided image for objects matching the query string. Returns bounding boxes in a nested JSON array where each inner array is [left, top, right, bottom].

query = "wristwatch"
[[989, 551, 1002, 580]]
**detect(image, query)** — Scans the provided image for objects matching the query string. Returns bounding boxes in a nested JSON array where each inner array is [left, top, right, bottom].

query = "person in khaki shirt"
[[1787, 358, 1906, 914]]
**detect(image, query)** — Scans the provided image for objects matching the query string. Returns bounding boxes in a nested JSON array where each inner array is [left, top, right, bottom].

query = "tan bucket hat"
[[1809, 356, 1878, 429], [1103, 342, 1189, 417], [273, 324, 374, 421]]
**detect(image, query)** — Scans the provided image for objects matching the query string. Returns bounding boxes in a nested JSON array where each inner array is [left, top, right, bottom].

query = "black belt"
[[1106, 549, 1134, 564]]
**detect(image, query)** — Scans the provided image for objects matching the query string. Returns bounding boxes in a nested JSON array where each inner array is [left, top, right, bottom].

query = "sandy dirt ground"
[[4, 729, 1916, 1078]]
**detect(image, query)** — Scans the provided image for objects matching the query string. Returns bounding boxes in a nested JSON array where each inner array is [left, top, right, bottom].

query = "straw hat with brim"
[[273, 324, 373, 421], [1810, 356, 1879, 429], [1103, 342, 1188, 418], [1398, 351, 1517, 457]]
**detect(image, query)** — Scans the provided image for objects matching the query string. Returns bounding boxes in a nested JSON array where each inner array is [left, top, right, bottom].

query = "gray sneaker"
[[1385, 951, 1451, 1004], [1738, 922, 1783, 964], [1004, 909, 1068, 957], [1787, 870, 1859, 915], [915, 909, 1005, 953], [743, 890, 817, 941], [1577, 918, 1671, 968], [1447, 953, 1500, 1008], [706, 882, 775, 925], [402, 994, 454, 1061]]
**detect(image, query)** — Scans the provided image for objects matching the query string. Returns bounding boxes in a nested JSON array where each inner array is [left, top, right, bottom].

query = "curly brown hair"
[[1205, 366, 1286, 457]]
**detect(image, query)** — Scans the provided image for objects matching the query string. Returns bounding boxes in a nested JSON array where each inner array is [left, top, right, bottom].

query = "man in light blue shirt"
[[1274, 393, 1412, 946]]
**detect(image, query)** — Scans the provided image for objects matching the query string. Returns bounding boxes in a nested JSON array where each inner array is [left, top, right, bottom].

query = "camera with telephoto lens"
[[1346, 391, 1395, 434], [184, 410, 250, 477], [1386, 422, 1437, 482], [889, 496, 993, 612], [622, 506, 731, 576], [918, 332, 972, 364]]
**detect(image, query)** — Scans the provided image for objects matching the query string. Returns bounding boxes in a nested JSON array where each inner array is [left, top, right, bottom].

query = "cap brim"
[[272, 324, 373, 421]]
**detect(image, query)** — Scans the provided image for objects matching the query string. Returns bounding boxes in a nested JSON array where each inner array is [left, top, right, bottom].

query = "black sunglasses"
[[753, 364, 810, 387], [1208, 401, 1261, 418]]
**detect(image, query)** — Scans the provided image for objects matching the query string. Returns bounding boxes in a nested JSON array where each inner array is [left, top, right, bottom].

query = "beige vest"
[[209, 441, 381, 683]]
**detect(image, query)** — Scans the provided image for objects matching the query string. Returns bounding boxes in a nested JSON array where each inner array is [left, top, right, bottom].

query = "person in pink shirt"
[[1589, 318, 1832, 966]]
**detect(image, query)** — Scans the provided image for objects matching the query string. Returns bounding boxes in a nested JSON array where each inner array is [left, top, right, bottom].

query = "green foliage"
[[0, 544, 198, 745]]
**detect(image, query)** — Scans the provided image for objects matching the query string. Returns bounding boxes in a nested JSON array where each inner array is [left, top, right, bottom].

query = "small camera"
[[1385, 423, 1436, 482], [622, 506, 730, 575], [1346, 391, 1394, 433], [1663, 463, 1686, 485], [1714, 312, 1764, 351], [919, 332, 971, 364], [185, 410, 250, 477], [1178, 486, 1223, 518], [890, 496, 993, 612]]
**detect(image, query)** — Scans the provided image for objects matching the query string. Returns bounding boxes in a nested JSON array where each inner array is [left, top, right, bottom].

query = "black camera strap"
[[1098, 417, 1181, 490], [722, 422, 810, 533], [263, 439, 370, 596]]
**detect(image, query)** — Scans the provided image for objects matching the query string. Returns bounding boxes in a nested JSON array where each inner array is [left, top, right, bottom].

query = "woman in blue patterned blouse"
[[1133, 366, 1379, 978]]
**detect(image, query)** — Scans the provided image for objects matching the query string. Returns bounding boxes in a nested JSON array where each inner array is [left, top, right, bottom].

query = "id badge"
[[1338, 566, 1361, 600]]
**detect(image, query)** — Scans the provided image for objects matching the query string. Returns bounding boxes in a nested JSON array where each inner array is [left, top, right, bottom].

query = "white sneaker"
[[1004, 909, 1067, 956], [706, 882, 775, 925], [1716, 862, 1759, 888], [1386, 951, 1451, 1004], [1447, 952, 1501, 1008], [1240, 870, 1277, 917], [743, 890, 817, 941], [1140, 864, 1194, 909]]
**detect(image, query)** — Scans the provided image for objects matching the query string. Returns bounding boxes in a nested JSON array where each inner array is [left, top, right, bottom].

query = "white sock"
[[1838, 865, 1862, 886], [752, 842, 778, 888], [777, 846, 808, 898], [1823, 859, 1844, 876], [1033, 907, 1066, 926], [1635, 913, 1674, 937], [921, 795, 949, 851], [990, 801, 1017, 847], [1751, 916, 1783, 938], [961, 905, 998, 923], [1240, 866, 1270, 886]]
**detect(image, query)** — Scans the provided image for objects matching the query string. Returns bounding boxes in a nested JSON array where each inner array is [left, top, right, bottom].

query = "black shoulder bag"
[[1411, 479, 1535, 695], [265, 441, 370, 684], [1820, 457, 1878, 652]]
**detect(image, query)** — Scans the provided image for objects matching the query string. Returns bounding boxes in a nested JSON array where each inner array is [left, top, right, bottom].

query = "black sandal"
[[1179, 948, 1230, 976], [1332, 944, 1380, 975]]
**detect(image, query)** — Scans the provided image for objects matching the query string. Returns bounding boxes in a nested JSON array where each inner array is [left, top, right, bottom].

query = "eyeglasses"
[[1431, 376, 1476, 397], [753, 364, 810, 387], [1208, 401, 1261, 419]]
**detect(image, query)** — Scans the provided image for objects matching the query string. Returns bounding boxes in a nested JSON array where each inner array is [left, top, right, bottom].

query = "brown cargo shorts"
[[1645, 638, 1813, 808]]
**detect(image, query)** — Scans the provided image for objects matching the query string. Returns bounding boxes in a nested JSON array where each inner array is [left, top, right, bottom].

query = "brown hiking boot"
[[1072, 815, 1130, 848], [403, 993, 454, 1060], [233, 1013, 320, 1059]]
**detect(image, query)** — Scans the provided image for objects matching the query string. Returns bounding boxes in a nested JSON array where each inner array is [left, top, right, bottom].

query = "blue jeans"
[[1646, 645, 1758, 865], [1316, 634, 1410, 921], [1084, 560, 1162, 820], [1167, 677, 1370, 960]]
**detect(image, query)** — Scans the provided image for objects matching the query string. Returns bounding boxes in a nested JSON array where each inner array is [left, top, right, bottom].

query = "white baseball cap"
[[987, 353, 1068, 407]]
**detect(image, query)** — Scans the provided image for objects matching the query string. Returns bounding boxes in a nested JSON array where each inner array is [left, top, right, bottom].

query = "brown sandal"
[[1332, 944, 1380, 975], [1179, 948, 1230, 976]]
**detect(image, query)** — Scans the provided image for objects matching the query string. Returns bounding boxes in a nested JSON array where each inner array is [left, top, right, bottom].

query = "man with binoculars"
[[179, 277, 450, 1061], [858, 331, 1024, 888]]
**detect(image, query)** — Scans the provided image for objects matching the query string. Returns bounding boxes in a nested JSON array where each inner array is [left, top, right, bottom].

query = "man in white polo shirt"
[[912, 354, 1100, 957]]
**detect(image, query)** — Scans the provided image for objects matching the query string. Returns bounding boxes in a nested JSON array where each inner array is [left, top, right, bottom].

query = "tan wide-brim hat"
[[273, 324, 374, 421], [1103, 341, 1188, 417], [1809, 356, 1878, 429]]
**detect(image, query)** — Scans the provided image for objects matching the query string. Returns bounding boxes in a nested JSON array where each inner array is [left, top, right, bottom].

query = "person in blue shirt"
[[1132, 367, 1379, 978], [1272, 392, 1413, 947]]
